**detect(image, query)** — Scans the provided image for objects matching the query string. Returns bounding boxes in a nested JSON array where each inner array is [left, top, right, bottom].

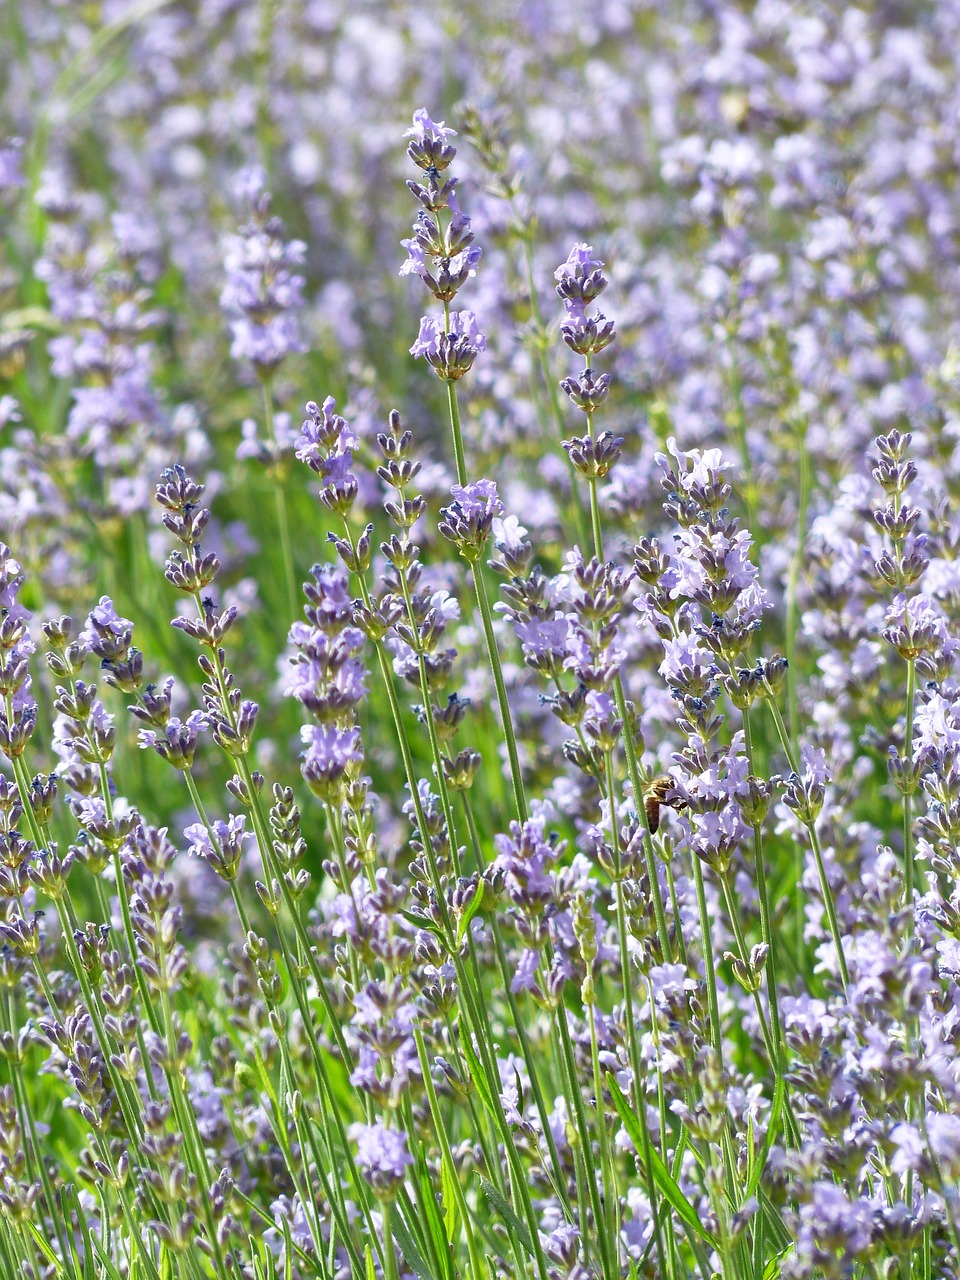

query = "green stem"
[[587, 999, 618, 1275], [723, 326, 758, 534], [692, 856, 723, 1062], [808, 823, 850, 990], [519, 234, 590, 548], [413, 1023, 484, 1280], [261, 376, 299, 622], [381, 1197, 401, 1280], [904, 656, 917, 902], [584, 411, 604, 560], [604, 750, 668, 1278], [472, 564, 527, 824], [612, 680, 672, 961], [555, 1005, 614, 1280], [742, 707, 785, 1064], [769, 687, 849, 989], [784, 417, 810, 753], [445, 378, 468, 487]]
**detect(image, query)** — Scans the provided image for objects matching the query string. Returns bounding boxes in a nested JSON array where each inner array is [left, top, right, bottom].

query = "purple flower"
[[0, 139, 25, 194], [793, 1183, 874, 1265], [658, 635, 719, 691], [184, 815, 251, 881], [81, 596, 134, 661], [438, 480, 504, 557], [555, 243, 611, 350], [449, 480, 502, 520], [493, 818, 562, 909], [410, 311, 486, 380], [295, 397, 353, 468], [515, 616, 571, 673], [686, 803, 748, 872], [137, 712, 207, 770], [220, 184, 306, 377], [659, 438, 729, 495], [404, 110, 457, 148], [348, 1120, 413, 1196], [299, 724, 362, 800]]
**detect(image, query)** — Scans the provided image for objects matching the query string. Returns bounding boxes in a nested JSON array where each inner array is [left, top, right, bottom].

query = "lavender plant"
[[2, 3, 960, 1276]]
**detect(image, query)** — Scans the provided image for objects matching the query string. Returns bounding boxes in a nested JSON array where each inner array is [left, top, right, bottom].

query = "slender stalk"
[[461, 794, 576, 1221], [807, 823, 850, 990], [584, 409, 605, 559], [472, 564, 527, 824], [554, 1003, 615, 1280], [763, 690, 850, 989], [260, 376, 299, 622], [904, 655, 917, 901], [603, 749, 669, 1278], [692, 857, 723, 1062], [587, 999, 618, 1271], [381, 1197, 401, 1280], [441, 301, 468, 485], [722, 323, 758, 534], [445, 378, 468, 487], [742, 707, 784, 1060], [413, 1023, 484, 1280], [784, 414, 810, 753]]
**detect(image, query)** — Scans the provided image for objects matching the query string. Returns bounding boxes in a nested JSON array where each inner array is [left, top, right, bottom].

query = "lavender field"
[[1, 1, 959, 1277]]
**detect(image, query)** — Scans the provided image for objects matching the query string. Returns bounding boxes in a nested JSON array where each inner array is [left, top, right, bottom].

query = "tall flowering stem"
[[221, 168, 305, 621], [440, 479, 529, 824], [872, 429, 927, 904], [556, 243, 620, 564], [458, 105, 591, 547], [402, 110, 484, 486]]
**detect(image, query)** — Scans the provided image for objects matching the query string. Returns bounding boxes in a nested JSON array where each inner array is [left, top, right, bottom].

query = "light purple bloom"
[[0, 139, 25, 193], [349, 1120, 413, 1192], [404, 109, 456, 147], [410, 310, 486, 360], [555, 242, 605, 285]]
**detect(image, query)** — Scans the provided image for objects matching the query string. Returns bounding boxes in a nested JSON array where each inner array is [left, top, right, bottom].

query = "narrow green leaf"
[[763, 1244, 791, 1279], [400, 909, 443, 936], [607, 1074, 717, 1247], [282, 1217, 294, 1280], [391, 1208, 439, 1280], [440, 1150, 459, 1239], [87, 1233, 127, 1280], [2, 307, 61, 333], [416, 1149, 455, 1280], [365, 1246, 377, 1280], [746, 1072, 785, 1201], [455, 882, 484, 944], [478, 1177, 534, 1258], [460, 1036, 495, 1116], [24, 1223, 65, 1275]]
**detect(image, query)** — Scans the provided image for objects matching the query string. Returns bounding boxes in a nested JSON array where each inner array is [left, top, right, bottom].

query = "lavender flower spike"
[[410, 311, 486, 381], [348, 1120, 413, 1197]]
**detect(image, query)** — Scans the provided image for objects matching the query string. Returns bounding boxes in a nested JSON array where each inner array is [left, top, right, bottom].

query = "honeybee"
[[643, 774, 684, 835]]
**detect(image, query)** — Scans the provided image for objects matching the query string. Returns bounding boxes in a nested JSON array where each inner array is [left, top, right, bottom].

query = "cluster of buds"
[[556, 243, 617, 423], [375, 414, 460, 695], [154, 466, 257, 759], [220, 166, 306, 381], [286, 561, 367, 806], [0, 546, 36, 760], [438, 479, 504, 561], [45, 605, 136, 856], [402, 111, 486, 382], [0, 1084, 39, 1222], [295, 396, 359, 517]]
